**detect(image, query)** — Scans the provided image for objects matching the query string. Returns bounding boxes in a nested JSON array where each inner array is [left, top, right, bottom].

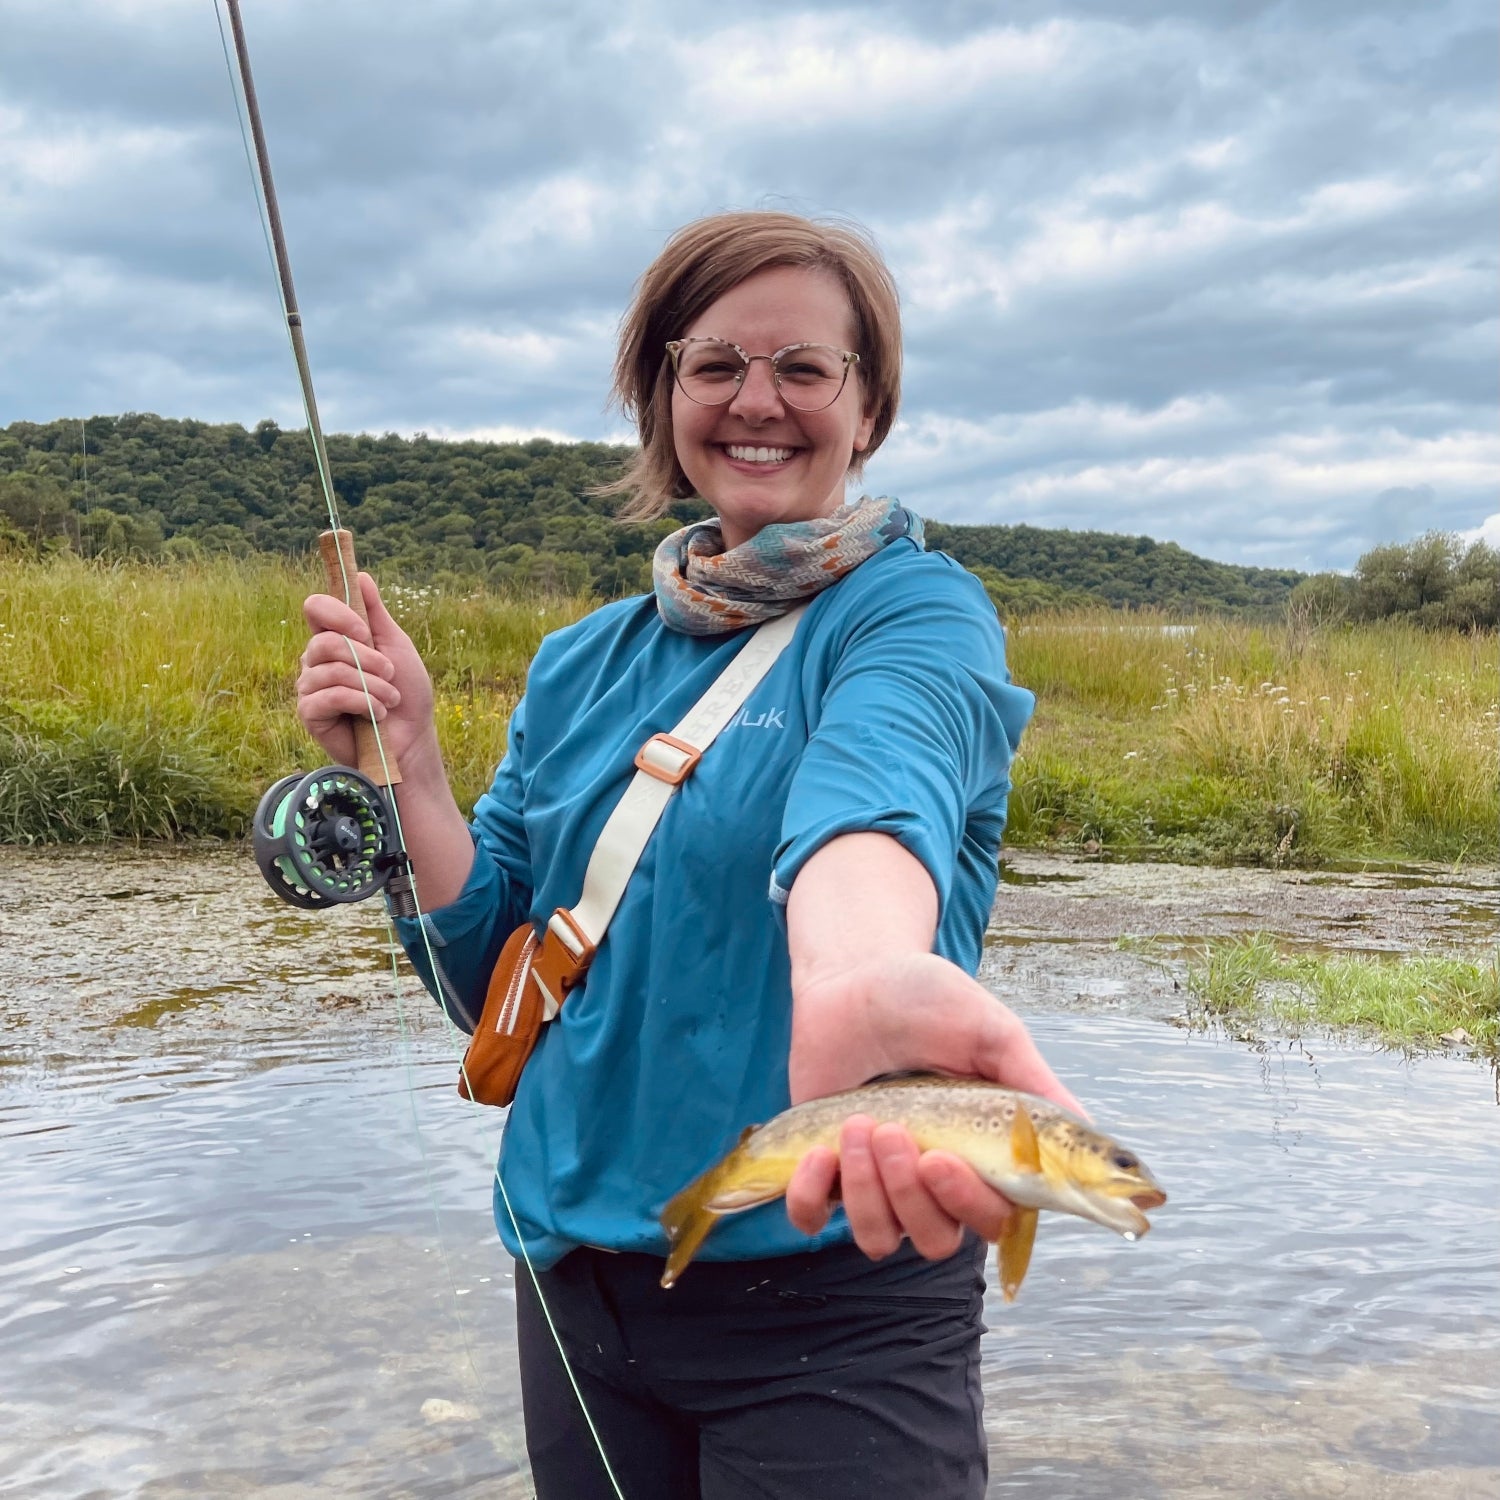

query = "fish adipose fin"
[[999, 1206, 1039, 1303]]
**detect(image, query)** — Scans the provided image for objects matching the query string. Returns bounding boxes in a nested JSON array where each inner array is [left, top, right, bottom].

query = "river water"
[[2, 848, 1497, 1498]]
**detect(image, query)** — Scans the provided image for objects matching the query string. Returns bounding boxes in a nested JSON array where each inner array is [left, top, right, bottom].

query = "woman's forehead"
[[680, 265, 857, 348]]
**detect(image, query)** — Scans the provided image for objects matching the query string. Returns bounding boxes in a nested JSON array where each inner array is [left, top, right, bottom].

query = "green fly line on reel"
[[253, 767, 415, 915]]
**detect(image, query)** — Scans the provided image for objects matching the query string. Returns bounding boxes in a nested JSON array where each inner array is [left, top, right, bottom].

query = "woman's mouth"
[[721, 444, 797, 467]]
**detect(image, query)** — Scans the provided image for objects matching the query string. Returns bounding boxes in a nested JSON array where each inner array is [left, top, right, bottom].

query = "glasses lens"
[[673, 341, 746, 405], [774, 345, 850, 411]]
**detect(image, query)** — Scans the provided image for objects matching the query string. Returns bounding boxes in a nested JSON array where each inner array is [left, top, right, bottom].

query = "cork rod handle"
[[318, 528, 401, 787]]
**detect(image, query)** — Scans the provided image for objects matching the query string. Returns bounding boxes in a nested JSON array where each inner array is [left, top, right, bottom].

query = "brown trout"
[[659, 1073, 1166, 1299]]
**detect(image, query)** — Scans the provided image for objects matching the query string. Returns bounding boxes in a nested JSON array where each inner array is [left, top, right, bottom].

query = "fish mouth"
[[1130, 1188, 1168, 1210]]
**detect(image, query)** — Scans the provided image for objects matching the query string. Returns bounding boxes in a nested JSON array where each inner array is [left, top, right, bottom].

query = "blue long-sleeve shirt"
[[395, 537, 1034, 1269]]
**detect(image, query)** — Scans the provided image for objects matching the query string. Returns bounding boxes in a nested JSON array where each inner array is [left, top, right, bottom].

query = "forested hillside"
[[925, 522, 1304, 616], [3, 412, 1306, 611]]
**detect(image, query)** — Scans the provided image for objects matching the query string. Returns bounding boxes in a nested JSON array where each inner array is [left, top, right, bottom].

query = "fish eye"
[[1111, 1152, 1139, 1170]]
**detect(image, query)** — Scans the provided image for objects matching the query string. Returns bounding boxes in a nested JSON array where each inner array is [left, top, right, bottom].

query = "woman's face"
[[670, 265, 877, 550]]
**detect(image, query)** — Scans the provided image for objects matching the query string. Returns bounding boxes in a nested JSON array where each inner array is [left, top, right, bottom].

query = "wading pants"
[[515, 1235, 988, 1500]]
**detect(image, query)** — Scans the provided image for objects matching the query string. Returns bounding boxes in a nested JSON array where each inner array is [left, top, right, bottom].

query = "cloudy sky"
[[2, 0, 1495, 570]]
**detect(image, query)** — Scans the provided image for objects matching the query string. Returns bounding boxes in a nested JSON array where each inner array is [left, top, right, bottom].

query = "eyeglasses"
[[665, 338, 859, 412]]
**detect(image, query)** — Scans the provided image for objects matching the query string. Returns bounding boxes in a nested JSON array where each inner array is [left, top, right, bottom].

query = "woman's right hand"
[[297, 572, 438, 775]]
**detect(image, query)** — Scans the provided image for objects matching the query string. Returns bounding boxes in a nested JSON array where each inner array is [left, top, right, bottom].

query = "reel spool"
[[253, 766, 415, 916]]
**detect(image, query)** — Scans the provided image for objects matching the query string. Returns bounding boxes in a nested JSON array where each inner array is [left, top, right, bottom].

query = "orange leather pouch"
[[457, 924, 545, 1107], [457, 909, 593, 1107]]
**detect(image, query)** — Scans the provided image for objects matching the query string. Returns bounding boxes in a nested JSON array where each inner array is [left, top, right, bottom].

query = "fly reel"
[[253, 766, 415, 917]]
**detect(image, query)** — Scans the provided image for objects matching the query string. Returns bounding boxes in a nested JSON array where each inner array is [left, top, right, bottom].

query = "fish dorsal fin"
[[1009, 1102, 1041, 1174]]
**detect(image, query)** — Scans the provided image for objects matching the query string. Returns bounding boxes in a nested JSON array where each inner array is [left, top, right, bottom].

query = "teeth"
[[727, 445, 793, 463]]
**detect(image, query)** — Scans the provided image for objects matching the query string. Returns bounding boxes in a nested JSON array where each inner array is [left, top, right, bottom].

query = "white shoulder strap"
[[531, 604, 805, 1011]]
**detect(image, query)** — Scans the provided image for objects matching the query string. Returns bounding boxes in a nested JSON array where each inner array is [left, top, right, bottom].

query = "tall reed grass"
[[0, 553, 587, 841], [2, 556, 1494, 863], [1003, 610, 1498, 864]]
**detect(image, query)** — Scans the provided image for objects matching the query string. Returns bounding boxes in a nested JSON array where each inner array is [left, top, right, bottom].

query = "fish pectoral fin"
[[997, 1206, 1039, 1304], [1008, 1104, 1041, 1174], [706, 1184, 783, 1213]]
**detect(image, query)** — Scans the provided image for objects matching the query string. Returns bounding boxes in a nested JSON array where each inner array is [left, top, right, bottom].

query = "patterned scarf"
[[653, 495, 924, 635]]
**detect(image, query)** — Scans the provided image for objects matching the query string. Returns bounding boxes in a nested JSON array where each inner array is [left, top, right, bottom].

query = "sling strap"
[[529, 604, 807, 1013]]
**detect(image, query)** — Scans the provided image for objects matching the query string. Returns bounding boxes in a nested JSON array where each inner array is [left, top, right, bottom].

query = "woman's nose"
[[726, 356, 784, 421]]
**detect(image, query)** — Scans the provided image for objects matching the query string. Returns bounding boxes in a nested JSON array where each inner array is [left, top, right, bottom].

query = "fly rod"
[[221, 0, 415, 915]]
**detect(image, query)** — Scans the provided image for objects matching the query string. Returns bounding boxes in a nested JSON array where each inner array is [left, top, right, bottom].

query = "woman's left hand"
[[783, 949, 1087, 1262]]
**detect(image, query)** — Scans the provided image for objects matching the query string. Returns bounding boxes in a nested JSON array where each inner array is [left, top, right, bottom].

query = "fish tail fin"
[[658, 1146, 745, 1289]]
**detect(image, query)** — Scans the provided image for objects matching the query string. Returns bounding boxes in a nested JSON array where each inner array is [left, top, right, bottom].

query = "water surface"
[[3, 849, 1497, 1497]]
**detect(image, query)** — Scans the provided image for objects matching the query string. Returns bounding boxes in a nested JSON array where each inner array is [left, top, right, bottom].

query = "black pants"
[[515, 1235, 989, 1500]]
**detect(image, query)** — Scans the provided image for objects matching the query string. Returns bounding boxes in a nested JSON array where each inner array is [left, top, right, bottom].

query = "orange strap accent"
[[530, 906, 597, 1010], [633, 732, 703, 786]]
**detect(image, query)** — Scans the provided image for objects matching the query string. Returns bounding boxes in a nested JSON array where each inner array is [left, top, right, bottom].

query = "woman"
[[297, 211, 1082, 1498]]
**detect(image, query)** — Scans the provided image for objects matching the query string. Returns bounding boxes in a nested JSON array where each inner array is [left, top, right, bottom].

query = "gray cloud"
[[0, 0, 1494, 569]]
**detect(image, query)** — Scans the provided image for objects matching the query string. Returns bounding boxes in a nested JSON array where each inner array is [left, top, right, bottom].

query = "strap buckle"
[[531, 907, 597, 1012], [633, 732, 702, 786]]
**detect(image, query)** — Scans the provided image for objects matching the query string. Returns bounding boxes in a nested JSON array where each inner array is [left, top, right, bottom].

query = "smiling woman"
[[295, 209, 1074, 1500], [601, 211, 903, 532]]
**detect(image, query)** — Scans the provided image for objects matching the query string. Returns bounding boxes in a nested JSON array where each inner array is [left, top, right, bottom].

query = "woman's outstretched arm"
[[784, 830, 1084, 1262]]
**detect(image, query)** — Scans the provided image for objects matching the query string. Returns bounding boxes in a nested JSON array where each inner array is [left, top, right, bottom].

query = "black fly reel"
[[253, 766, 415, 917]]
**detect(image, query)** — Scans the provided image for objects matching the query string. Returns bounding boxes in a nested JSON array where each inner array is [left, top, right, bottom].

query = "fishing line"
[[212, 5, 624, 1493]]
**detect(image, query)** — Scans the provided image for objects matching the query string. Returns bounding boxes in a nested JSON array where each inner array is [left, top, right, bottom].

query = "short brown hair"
[[601, 211, 902, 519]]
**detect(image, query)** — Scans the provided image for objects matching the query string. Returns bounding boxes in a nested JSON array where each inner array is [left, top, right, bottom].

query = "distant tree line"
[[1288, 532, 1499, 632], [924, 521, 1304, 617], [2, 414, 1491, 626], [0, 413, 671, 596]]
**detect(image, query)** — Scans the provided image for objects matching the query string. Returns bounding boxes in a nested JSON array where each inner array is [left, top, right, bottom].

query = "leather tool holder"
[[457, 911, 594, 1107]]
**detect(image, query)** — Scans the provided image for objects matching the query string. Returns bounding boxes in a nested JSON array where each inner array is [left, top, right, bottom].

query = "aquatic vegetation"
[[1181, 933, 1500, 1053]]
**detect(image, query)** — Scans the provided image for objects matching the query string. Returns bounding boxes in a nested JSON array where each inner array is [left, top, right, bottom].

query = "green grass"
[[1179, 934, 1500, 1053], [2, 554, 1496, 864], [0, 552, 588, 841], [1002, 611, 1499, 864]]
